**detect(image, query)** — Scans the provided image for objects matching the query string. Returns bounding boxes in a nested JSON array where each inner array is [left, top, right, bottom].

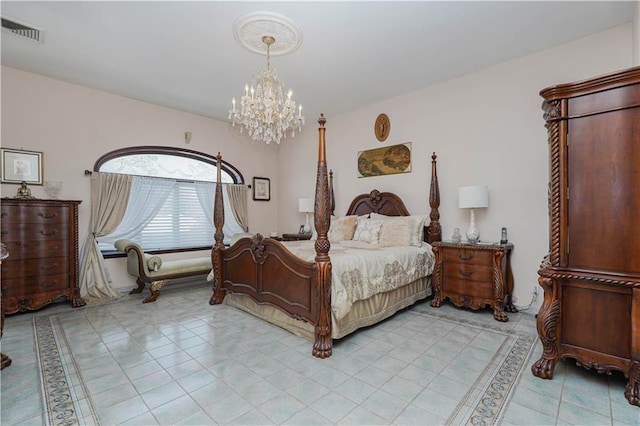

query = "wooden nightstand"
[[430, 241, 516, 321], [281, 233, 312, 242]]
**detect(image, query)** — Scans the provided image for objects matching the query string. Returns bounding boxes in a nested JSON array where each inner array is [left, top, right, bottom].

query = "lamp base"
[[303, 213, 311, 234], [466, 208, 480, 244]]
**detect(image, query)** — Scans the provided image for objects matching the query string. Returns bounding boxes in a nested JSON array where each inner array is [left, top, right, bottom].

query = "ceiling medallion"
[[233, 11, 302, 56], [375, 113, 390, 142]]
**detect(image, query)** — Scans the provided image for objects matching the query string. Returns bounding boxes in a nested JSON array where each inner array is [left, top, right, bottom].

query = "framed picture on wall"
[[1, 148, 44, 185], [252, 177, 270, 201]]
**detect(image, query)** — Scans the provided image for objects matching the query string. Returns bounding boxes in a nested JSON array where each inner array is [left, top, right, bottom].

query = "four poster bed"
[[209, 115, 442, 358]]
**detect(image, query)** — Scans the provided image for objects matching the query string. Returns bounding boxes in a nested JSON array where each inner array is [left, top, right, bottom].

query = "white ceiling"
[[1, 1, 636, 123]]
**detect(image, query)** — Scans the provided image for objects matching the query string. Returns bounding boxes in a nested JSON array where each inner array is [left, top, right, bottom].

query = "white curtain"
[[195, 181, 244, 243], [227, 184, 249, 232], [98, 176, 175, 243], [79, 172, 132, 303]]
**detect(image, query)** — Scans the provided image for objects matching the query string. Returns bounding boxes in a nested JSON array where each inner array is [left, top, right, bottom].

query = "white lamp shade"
[[458, 185, 489, 209], [298, 198, 314, 213]]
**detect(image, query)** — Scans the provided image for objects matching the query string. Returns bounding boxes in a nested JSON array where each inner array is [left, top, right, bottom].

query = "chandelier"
[[229, 35, 304, 144]]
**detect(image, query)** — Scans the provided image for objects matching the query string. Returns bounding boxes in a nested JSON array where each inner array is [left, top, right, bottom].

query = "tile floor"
[[1, 282, 638, 425]]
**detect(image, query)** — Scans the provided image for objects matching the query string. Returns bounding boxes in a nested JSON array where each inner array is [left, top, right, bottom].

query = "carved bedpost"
[[313, 114, 333, 358], [210, 152, 226, 305], [427, 152, 442, 243]]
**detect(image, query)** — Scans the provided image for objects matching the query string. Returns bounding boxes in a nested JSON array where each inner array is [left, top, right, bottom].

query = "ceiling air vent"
[[2, 17, 43, 43]]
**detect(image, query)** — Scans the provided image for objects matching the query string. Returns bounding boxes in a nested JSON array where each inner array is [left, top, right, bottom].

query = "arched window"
[[94, 146, 245, 253]]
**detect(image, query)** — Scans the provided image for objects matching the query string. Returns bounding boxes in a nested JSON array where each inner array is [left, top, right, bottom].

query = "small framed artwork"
[[252, 177, 270, 201], [1, 148, 44, 185]]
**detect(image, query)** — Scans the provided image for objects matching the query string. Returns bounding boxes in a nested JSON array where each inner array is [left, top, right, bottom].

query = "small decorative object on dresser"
[[44, 180, 63, 199], [430, 241, 516, 321]]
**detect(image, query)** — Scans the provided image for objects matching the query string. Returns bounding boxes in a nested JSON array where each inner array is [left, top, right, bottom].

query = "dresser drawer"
[[1, 239, 69, 260], [1, 256, 70, 279], [1, 223, 69, 242], [1, 274, 70, 296], [1, 204, 68, 224], [442, 262, 493, 283], [442, 247, 493, 265]]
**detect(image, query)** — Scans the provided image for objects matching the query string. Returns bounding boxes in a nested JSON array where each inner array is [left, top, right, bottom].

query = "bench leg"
[[129, 278, 146, 294], [143, 280, 168, 303]]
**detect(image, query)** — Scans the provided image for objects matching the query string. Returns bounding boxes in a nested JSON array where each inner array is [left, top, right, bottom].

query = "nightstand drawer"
[[442, 248, 493, 265], [442, 262, 493, 283], [442, 277, 493, 300]]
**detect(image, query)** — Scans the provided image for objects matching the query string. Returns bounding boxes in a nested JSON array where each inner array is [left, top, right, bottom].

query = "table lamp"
[[458, 185, 489, 243], [298, 198, 314, 233]]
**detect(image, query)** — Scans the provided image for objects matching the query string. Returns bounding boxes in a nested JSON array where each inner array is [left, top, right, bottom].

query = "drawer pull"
[[40, 230, 58, 236], [40, 263, 59, 271], [40, 280, 59, 289], [1, 286, 7, 291], [1, 212, 7, 218], [37, 212, 59, 219], [458, 269, 475, 277], [0, 231, 7, 236], [457, 253, 474, 261]]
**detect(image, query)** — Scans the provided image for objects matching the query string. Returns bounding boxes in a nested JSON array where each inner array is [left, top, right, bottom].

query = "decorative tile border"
[[34, 316, 99, 426]]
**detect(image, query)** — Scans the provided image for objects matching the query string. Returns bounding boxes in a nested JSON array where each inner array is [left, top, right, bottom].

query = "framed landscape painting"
[[357, 142, 411, 178]]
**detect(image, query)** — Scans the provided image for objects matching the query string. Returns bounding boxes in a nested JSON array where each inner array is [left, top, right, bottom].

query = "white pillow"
[[378, 217, 415, 247], [352, 218, 384, 244], [370, 213, 426, 246], [328, 215, 358, 241]]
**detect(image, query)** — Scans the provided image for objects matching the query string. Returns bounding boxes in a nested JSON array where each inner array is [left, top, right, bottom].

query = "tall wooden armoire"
[[532, 66, 640, 406]]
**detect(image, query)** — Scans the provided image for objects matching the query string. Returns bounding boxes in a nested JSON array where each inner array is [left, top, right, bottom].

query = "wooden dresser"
[[532, 66, 640, 406], [0, 198, 85, 313], [430, 241, 516, 322]]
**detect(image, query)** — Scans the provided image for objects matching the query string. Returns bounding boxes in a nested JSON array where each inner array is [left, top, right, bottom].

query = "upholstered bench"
[[115, 239, 211, 303]]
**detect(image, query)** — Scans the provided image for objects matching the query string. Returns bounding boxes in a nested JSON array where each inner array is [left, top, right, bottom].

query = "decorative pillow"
[[370, 213, 426, 246], [352, 218, 384, 244], [328, 215, 358, 241], [378, 217, 415, 247], [144, 254, 162, 272]]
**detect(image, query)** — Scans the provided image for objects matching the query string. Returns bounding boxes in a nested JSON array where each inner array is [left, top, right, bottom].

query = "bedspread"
[[281, 240, 435, 320]]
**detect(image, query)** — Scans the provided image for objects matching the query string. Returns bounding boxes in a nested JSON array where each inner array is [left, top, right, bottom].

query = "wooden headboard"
[[346, 190, 410, 217], [342, 153, 442, 244]]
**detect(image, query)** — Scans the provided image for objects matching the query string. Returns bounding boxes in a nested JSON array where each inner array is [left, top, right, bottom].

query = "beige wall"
[[1, 23, 633, 301], [1, 68, 281, 289], [634, 0, 640, 65], [278, 23, 633, 310]]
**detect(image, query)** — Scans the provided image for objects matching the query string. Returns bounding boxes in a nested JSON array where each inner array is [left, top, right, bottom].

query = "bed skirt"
[[225, 276, 432, 341]]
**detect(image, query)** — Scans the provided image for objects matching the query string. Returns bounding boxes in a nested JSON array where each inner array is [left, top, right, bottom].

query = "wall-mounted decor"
[[357, 142, 411, 178], [1, 148, 43, 185], [374, 113, 390, 142], [252, 177, 271, 201]]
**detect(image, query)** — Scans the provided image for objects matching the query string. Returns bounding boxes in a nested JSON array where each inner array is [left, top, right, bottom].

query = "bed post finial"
[[427, 152, 442, 243], [313, 113, 332, 358]]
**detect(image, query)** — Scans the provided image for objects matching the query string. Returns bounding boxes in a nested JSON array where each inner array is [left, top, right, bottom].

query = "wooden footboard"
[[218, 235, 316, 323]]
